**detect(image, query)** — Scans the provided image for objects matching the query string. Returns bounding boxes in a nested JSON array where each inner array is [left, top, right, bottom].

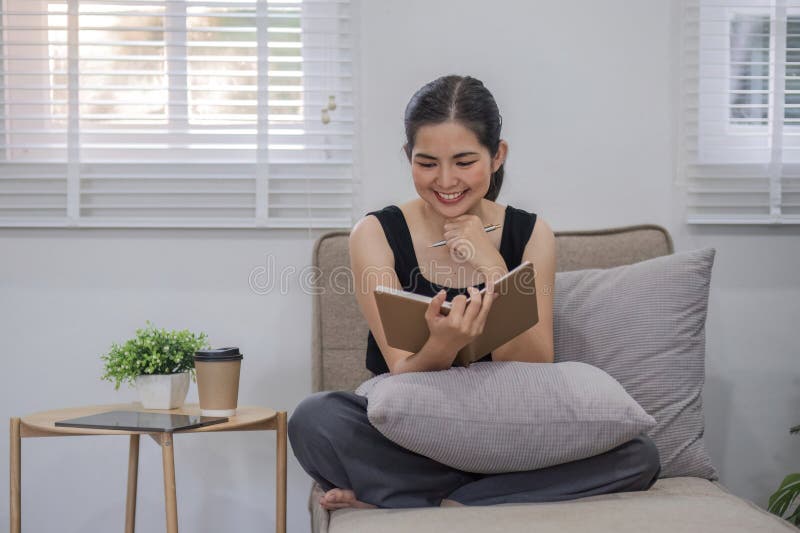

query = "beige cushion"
[[314, 478, 795, 533]]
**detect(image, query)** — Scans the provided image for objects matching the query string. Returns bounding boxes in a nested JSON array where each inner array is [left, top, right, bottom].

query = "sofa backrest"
[[311, 224, 673, 392]]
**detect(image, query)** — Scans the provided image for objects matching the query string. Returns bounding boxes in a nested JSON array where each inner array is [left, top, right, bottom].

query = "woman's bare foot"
[[319, 488, 377, 510]]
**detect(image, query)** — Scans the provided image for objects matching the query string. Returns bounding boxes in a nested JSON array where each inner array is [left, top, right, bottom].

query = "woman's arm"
[[349, 215, 460, 374], [491, 217, 556, 363]]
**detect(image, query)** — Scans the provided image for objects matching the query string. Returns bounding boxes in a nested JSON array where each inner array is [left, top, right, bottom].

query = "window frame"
[[681, 0, 800, 224], [0, 0, 359, 229]]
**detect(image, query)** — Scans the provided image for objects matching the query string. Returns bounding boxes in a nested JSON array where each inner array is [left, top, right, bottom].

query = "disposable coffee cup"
[[194, 347, 243, 417]]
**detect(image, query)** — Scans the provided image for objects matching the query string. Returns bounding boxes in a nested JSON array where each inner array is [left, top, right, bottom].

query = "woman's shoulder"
[[364, 203, 400, 217], [504, 203, 537, 219], [349, 213, 394, 268], [522, 210, 554, 253], [350, 202, 409, 251], [356, 204, 406, 230], [502, 203, 537, 235], [360, 200, 429, 232], [503, 204, 552, 248], [351, 209, 388, 241]]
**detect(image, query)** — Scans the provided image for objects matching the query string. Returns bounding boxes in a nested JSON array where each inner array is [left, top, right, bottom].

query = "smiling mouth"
[[434, 190, 468, 202]]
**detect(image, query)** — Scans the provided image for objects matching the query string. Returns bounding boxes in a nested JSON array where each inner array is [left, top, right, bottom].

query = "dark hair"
[[403, 75, 504, 201]]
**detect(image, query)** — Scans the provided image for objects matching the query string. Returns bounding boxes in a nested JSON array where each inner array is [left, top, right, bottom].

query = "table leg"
[[160, 433, 178, 533], [276, 411, 287, 533], [10, 417, 21, 533], [125, 434, 140, 533]]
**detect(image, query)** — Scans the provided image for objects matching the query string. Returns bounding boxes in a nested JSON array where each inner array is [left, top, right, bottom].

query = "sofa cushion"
[[355, 361, 656, 474], [320, 478, 795, 533], [553, 247, 718, 479]]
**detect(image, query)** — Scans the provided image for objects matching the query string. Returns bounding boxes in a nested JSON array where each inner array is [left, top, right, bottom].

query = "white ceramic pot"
[[134, 372, 190, 410]]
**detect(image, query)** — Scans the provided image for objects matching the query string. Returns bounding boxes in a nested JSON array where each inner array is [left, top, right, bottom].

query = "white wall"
[[2, 1, 799, 531]]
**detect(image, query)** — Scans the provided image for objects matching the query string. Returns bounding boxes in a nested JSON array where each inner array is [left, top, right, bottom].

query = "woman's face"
[[409, 120, 504, 217]]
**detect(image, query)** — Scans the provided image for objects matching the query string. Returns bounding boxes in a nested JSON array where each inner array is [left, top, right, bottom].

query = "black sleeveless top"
[[364, 204, 538, 375]]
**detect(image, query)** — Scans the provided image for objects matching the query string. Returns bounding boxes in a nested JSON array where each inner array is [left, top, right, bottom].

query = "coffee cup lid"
[[194, 346, 243, 362]]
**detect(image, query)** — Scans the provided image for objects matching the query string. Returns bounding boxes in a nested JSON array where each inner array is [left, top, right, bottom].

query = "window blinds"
[[681, 0, 800, 224], [0, 0, 356, 228]]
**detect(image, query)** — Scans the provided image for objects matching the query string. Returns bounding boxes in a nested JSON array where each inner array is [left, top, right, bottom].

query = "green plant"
[[101, 321, 209, 390], [768, 425, 800, 526]]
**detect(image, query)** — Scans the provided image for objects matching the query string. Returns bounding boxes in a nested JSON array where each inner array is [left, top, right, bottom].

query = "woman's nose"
[[436, 166, 460, 189]]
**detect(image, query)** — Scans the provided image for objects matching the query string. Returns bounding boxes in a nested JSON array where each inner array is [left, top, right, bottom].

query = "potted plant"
[[768, 424, 800, 526], [101, 321, 209, 409]]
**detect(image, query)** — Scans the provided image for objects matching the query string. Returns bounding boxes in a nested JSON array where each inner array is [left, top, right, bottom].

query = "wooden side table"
[[9, 403, 287, 533]]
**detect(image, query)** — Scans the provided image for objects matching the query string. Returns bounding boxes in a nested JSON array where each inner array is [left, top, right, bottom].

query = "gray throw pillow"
[[355, 361, 656, 474], [554, 247, 718, 480]]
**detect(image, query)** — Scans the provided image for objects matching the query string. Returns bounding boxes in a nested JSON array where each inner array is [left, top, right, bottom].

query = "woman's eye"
[[416, 161, 476, 168]]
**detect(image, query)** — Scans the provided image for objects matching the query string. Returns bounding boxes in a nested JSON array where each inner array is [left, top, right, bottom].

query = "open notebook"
[[373, 261, 539, 367]]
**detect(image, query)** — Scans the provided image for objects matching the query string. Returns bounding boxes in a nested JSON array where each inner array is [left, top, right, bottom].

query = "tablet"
[[55, 410, 229, 433]]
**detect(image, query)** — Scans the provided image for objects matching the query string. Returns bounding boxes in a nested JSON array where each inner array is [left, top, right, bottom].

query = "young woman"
[[289, 75, 661, 510]]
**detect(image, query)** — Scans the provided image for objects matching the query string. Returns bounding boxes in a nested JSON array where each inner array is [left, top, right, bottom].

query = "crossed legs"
[[288, 391, 661, 509]]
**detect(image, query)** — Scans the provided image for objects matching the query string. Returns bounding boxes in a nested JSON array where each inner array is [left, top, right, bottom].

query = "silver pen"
[[429, 224, 502, 247]]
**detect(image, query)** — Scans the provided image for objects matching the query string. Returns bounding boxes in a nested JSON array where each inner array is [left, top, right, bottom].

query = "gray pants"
[[289, 391, 661, 509]]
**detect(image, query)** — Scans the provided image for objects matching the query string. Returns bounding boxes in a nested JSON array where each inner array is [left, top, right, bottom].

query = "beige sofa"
[[305, 224, 794, 533]]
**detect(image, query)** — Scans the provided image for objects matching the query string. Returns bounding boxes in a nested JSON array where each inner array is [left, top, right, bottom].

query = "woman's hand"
[[424, 286, 497, 357], [442, 214, 507, 281]]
